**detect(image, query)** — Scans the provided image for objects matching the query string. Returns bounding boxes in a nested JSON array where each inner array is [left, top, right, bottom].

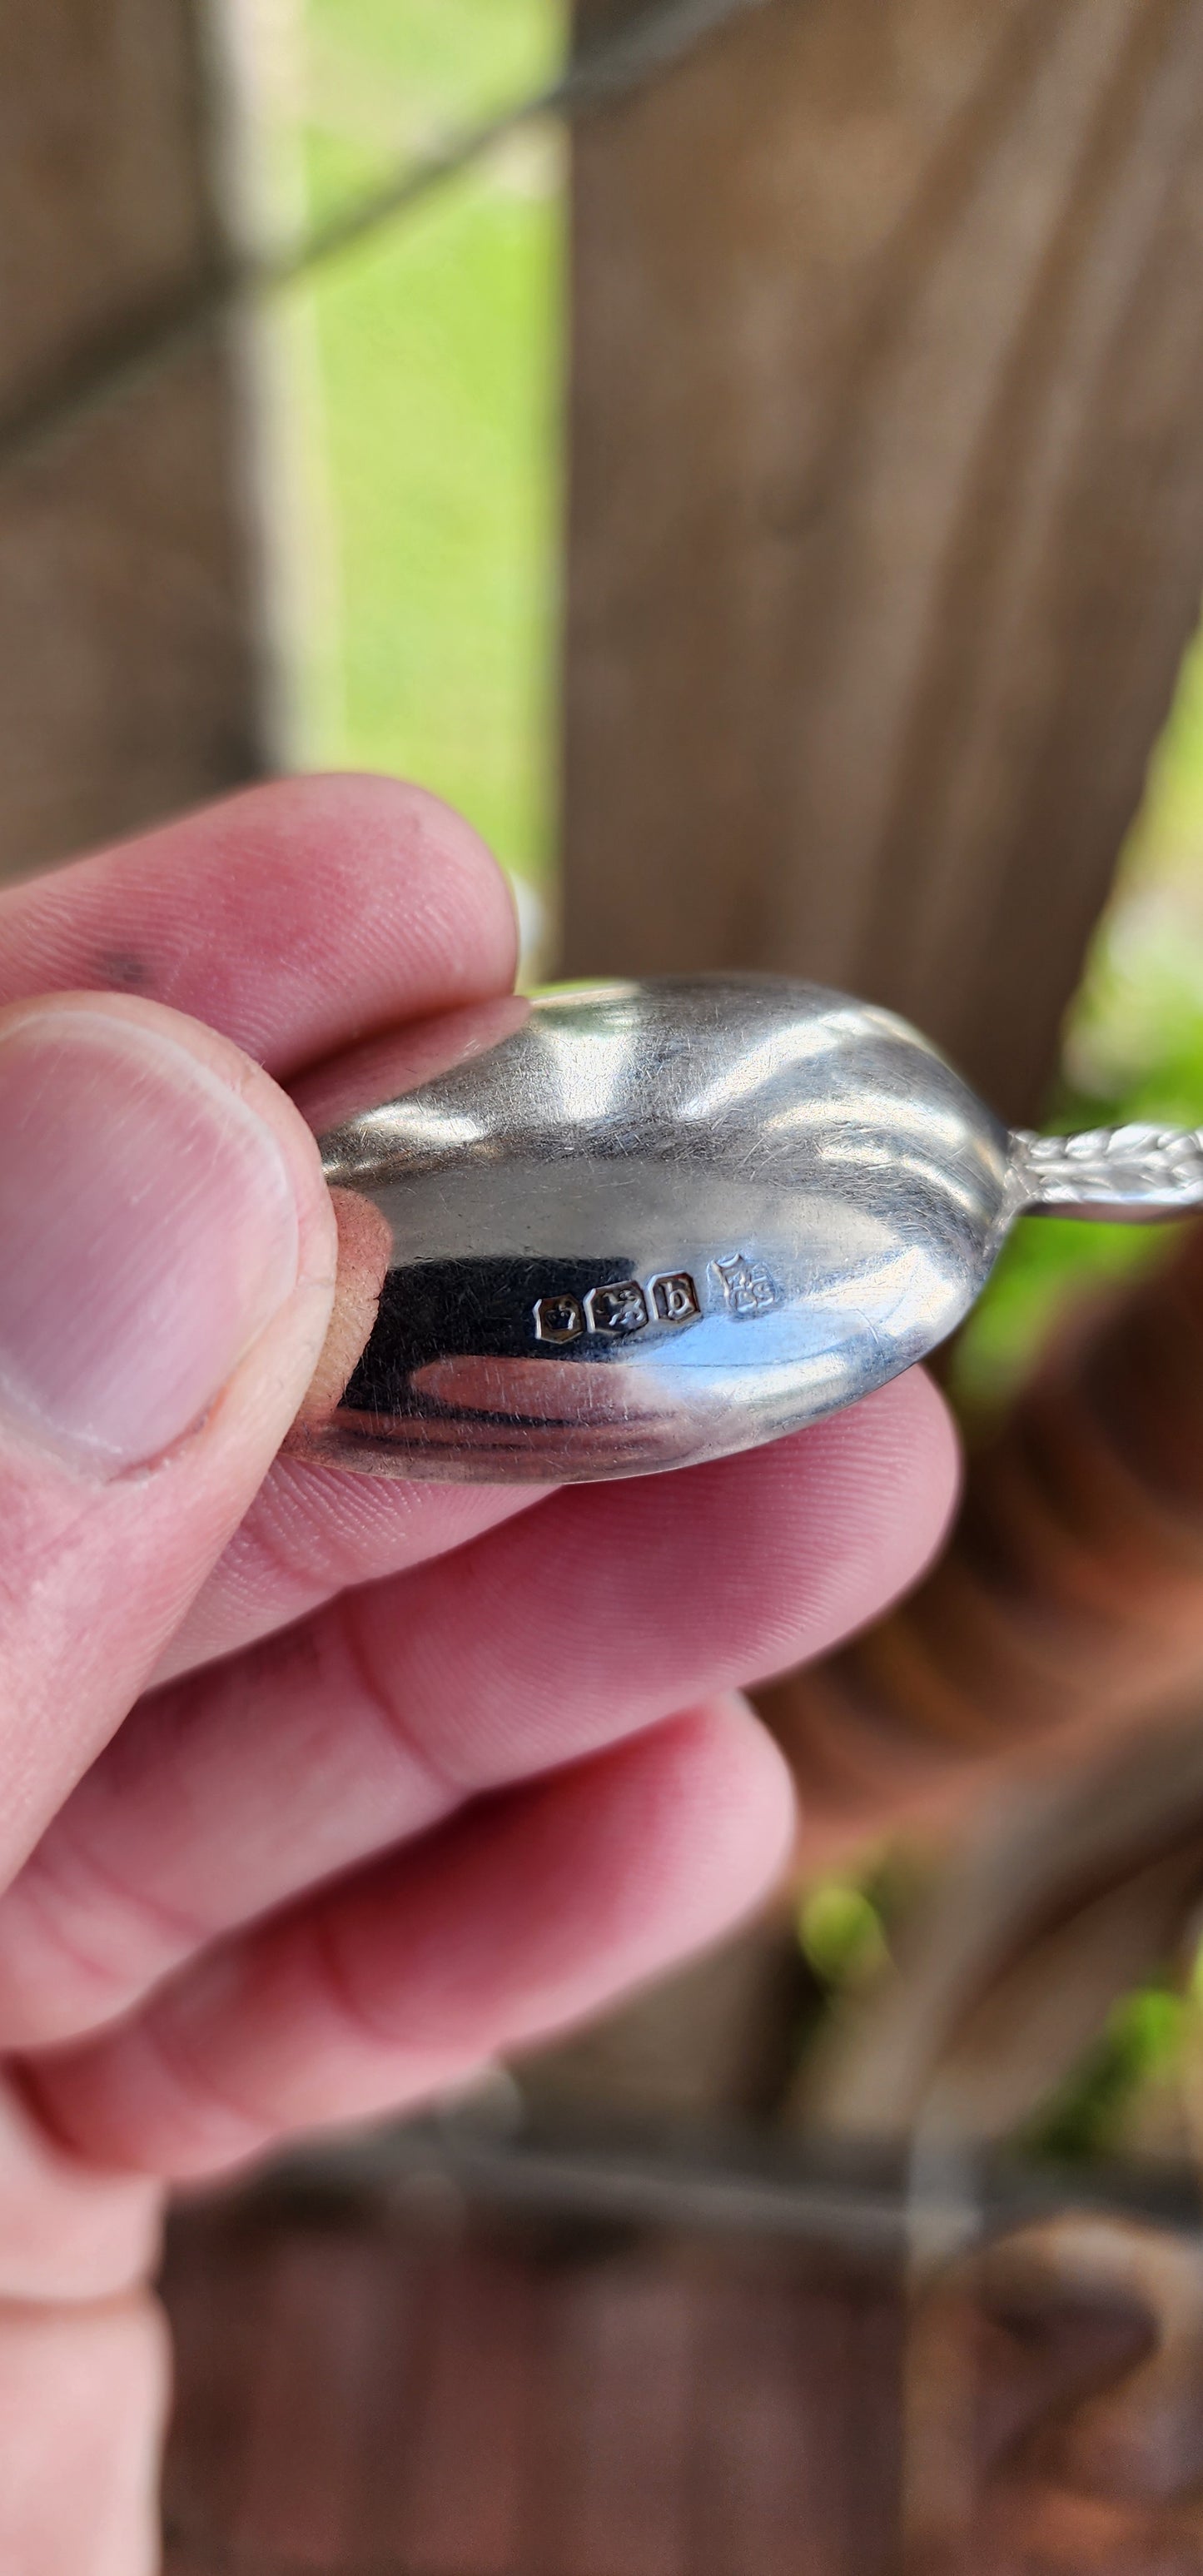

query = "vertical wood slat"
[[563, 0, 1203, 1123], [0, 0, 271, 883], [230, 2233, 390, 2568], [527, 2258, 696, 2576], [687, 2270, 862, 2576], [358, 2240, 536, 2574], [160, 2219, 280, 2560], [161, 2206, 907, 2575]]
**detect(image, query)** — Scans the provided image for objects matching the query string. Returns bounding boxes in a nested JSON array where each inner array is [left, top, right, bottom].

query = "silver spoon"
[[287, 975, 1203, 1484]]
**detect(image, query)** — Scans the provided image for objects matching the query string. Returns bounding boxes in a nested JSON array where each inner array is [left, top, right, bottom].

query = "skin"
[[0, 775, 959, 2572]]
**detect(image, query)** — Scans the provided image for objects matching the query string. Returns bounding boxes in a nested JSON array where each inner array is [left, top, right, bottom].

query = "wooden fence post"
[[562, 0, 1203, 1125], [0, 0, 274, 880]]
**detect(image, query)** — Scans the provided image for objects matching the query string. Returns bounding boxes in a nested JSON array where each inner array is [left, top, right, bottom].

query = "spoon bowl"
[[289, 976, 1203, 1483], [295, 973, 1035, 1484]]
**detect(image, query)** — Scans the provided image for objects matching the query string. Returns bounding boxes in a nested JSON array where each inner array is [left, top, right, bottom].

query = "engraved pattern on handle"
[[1011, 1124, 1203, 1217]]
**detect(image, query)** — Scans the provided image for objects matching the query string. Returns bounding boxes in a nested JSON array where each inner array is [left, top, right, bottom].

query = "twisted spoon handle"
[[1011, 1124, 1203, 1219]]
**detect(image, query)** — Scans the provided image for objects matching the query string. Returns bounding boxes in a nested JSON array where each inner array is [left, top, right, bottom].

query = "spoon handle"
[[1011, 1124, 1203, 1219]]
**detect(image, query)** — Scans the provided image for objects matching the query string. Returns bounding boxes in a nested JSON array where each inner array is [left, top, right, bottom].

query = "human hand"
[[0, 777, 957, 2571]]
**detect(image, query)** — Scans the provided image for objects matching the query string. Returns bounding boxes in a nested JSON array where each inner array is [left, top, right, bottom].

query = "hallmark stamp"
[[533, 1291, 584, 1344], [650, 1271, 701, 1323], [585, 1280, 649, 1335], [532, 1270, 701, 1344], [714, 1251, 778, 1316]]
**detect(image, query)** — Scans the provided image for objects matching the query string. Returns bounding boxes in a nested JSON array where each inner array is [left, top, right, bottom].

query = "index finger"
[[0, 773, 519, 1077]]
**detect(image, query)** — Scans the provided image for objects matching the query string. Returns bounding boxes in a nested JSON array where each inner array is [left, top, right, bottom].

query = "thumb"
[[0, 992, 336, 1886]]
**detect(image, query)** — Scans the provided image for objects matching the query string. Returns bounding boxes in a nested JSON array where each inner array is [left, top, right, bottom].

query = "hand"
[[0, 776, 957, 2572]]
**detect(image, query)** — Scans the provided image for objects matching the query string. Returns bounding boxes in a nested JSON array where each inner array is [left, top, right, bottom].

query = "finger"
[[0, 2079, 159, 2303], [0, 1370, 957, 2046], [0, 2081, 165, 2576], [0, 2293, 167, 2576], [0, 773, 519, 1077], [28, 1697, 796, 2179], [0, 991, 335, 1885], [0, 778, 535, 1682], [155, 1455, 539, 1681]]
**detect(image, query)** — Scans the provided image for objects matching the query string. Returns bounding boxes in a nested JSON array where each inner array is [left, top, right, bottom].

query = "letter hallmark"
[[714, 1251, 778, 1316], [532, 1271, 701, 1344], [651, 1271, 701, 1323]]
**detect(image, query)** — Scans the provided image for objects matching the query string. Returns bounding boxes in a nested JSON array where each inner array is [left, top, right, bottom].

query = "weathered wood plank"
[[162, 2194, 1203, 2575], [161, 2204, 906, 2574], [563, 0, 1203, 1122], [0, 0, 271, 881]]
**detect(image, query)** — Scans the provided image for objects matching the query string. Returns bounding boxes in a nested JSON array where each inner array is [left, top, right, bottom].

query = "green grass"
[[303, 0, 560, 157], [293, 2, 565, 888]]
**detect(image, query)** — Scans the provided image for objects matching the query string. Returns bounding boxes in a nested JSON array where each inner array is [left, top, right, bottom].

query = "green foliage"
[[1024, 1983, 1187, 2166], [798, 1879, 889, 1989]]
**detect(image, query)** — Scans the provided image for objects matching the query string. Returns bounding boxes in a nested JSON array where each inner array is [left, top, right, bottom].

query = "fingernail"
[[0, 1009, 300, 1472]]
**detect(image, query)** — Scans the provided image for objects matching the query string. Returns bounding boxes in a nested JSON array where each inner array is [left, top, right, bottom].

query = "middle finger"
[[0, 1371, 954, 2048]]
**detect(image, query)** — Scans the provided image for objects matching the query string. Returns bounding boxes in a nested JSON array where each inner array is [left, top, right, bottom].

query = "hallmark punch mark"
[[714, 1252, 778, 1316], [533, 1271, 701, 1344]]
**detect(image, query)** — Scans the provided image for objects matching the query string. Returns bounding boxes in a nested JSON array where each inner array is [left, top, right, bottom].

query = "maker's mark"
[[713, 1251, 779, 1316]]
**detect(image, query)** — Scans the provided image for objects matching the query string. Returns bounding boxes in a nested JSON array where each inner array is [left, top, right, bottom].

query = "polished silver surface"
[[289, 975, 1203, 1484]]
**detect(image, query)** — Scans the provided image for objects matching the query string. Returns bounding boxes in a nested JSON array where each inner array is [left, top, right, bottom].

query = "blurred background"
[[14, 0, 1203, 2564]]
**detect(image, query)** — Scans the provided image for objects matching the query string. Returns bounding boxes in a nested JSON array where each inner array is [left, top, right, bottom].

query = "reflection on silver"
[[293, 976, 1203, 1485]]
